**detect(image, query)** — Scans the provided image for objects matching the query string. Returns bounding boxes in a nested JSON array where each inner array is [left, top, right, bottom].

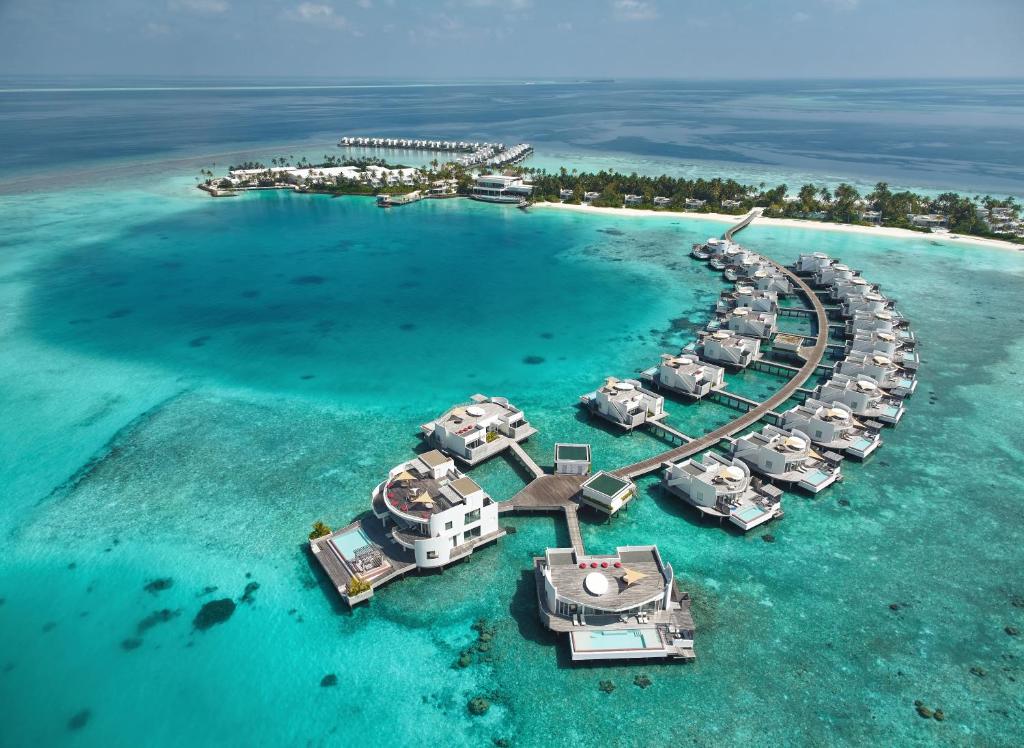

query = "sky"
[[0, 0, 1022, 80]]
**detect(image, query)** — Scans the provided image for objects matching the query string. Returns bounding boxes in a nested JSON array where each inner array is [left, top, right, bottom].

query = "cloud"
[[612, 0, 658, 21], [792, 11, 810, 22], [556, 21, 573, 32], [822, 0, 859, 10], [451, 0, 532, 7], [286, 2, 348, 29], [169, 0, 229, 13]]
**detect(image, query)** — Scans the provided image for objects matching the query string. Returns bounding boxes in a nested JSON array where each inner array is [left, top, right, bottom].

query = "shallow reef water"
[[0, 185, 1023, 746]]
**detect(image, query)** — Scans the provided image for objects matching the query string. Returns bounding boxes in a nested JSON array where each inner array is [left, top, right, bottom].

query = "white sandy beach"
[[533, 201, 1024, 253]]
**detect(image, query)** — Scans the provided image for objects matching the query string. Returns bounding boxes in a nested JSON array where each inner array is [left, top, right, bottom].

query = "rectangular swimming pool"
[[573, 628, 659, 651], [734, 505, 767, 523], [331, 528, 373, 561]]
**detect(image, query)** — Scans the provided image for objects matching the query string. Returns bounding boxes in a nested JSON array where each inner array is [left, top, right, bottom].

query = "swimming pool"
[[734, 505, 766, 523], [802, 469, 830, 486], [331, 528, 373, 561], [575, 628, 655, 650]]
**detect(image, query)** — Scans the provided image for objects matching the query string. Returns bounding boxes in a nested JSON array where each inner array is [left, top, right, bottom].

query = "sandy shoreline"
[[533, 201, 1024, 253]]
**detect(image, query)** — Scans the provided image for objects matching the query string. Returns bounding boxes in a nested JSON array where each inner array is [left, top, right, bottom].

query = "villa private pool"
[[331, 527, 374, 561], [569, 628, 673, 661]]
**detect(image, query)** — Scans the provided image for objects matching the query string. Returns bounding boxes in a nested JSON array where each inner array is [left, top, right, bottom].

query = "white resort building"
[[470, 174, 533, 203], [721, 307, 778, 339], [836, 352, 917, 397], [780, 397, 883, 459], [847, 310, 916, 347], [717, 285, 779, 314], [662, 452, 783, 531], [421, 395, 536, 466], [696, 330, 761, 369], [579, 472, 636, 515], [370, 450, 503, 568], [815, 374, 905, 425], [642, 353, 725, 399], [729, 424, 843, 493], [849, 330, 919, 370], [795, 252, 834, 276], [534, 545, 695, 662], [580, 378, 666, 430]]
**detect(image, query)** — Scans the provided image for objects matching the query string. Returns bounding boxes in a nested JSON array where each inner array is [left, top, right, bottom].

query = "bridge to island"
[[500, 208, 830, 549]]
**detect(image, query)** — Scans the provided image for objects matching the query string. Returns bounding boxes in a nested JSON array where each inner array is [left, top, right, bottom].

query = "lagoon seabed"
[[1, 186, 1023, 746]]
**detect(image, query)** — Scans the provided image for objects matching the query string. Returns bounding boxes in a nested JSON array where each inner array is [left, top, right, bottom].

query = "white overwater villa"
[[815, 374, 906, 424], [840, 290, 895, 319], [662, 452, 783, 531], [641, 353, 725, 399], [849, 330, 919, 370], [836, 351, 918, 397], [794, 252, 834, 276], [717, 285, 779, 314], [750, 268, 793, 295], [814, 262, 856, 289], [421, 395, 536, 466], [720, 306, 778, 339], [370, 450, 503, 568], [847, 310, 916, 347], [780, 397, 883, 459], [694, 330, 762, 369], [729, 424, 843, 493], [534, 545, 695, 662], [579, 377, 666, 431]]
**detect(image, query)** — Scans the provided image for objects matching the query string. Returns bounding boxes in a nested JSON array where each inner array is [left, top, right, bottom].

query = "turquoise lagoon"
[[1, 182, 1024, 747]]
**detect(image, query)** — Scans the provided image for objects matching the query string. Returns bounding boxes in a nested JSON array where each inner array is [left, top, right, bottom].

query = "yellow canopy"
[[620, 568, 647, 587], [396, 470, 415, 482]]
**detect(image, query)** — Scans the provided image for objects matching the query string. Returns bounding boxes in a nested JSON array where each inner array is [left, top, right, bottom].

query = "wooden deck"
[[612, 214, 830, 479], [507, 440, 545, 480], [500, 474, 588, 553]]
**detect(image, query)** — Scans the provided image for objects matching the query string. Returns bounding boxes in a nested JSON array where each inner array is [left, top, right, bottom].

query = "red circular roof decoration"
[[578, 563, 586, 569], [601, 562, 609, 568], [590, 562, 598, 568], [613, 562, 622, 568]]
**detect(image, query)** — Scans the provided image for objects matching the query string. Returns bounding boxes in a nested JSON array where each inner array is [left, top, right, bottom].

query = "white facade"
[[471, 174, 533, 203], [731, 424, 842, 493], [421, 395, 536, 465], [718, 285, 778, 314], [582, 378, 665, 430], [653, 353, 724, 399], [836, 352, 917, 396], [662, 453, 782, 531], [781, 397, 882, 459], [699, 330, 761, 368], [371, 450, 501, 568], [795, 252, 833, 275], [723, 307, 778, 339], [750, 268, 792, 295], [816, 374, 905, 424]]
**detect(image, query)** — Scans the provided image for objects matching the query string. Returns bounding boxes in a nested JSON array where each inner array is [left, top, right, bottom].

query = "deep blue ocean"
[[1, 79, 1023, 747]]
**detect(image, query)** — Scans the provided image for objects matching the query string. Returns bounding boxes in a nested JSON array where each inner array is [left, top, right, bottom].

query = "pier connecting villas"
[[309, 200, 919, 664]]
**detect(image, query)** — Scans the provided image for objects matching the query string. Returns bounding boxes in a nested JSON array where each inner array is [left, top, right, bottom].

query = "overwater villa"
[[721, 306, 778, 339], [849, 330, 919, 370], [709, 243, 745, 271], [691, 237, 733, 260], [780, 397, 883, 459], [371, 450, 504, 567], [470, 174, 533, 203], [723, 252, 767, 282], [694, 330, 762, 369], [717, 285, 779, 314], [836, 351, 917, 397], [750, 268, 792, 295], [641, 353, 725, 399], [421, 395, 536, 466], [840, 290, 896, 319], [830, 276, 876, 303], [579, 471, 636, 515], [662, 452, 783, 531], [729, 424, 843, 493], [813, 262, 856, 289], [847, 310, 916, 347], [794, 252, 834, 276], [579, 377, 666, 431], [534, 545, 695, 662], [554, 443, 592, 476], [815, 374, 906, 424]]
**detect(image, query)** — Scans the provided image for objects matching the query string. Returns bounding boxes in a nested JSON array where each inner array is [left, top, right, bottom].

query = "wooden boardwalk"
[[507, 440, 545, 480], [500, 474, 588, 554], [723, 207, 763, 241], [612, 214, 829, 480]]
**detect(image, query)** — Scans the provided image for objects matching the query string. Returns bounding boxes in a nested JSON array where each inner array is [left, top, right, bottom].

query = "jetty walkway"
[[612, 211, 829, 479]]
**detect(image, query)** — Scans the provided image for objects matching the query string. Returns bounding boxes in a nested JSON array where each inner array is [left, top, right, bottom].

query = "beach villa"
[[421, 395, 536, 466], [470, 174, 533, 203], [534, 545, 695, 662]]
